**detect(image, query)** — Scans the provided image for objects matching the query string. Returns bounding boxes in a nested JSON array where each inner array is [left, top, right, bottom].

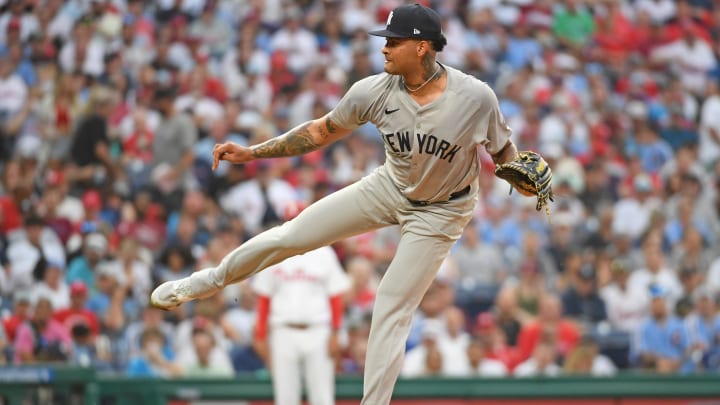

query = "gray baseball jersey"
[[329, 63, 512, 202]]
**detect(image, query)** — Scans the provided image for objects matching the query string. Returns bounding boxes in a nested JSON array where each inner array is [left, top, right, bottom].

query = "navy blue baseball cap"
[[369, 4, 443, 41]]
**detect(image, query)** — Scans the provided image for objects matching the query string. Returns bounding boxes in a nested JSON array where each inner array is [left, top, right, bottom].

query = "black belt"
[[284, 323, 310, 330], [407, 185, 471, 206]]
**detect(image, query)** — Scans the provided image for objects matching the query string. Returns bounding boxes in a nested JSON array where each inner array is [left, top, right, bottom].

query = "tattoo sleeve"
[[251, 118, 339, 159]]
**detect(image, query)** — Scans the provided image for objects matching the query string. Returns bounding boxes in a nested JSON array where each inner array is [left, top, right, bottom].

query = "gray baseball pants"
[[185, 165, 476, 404]]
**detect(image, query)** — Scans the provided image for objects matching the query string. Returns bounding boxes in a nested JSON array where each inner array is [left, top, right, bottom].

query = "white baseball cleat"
[[150, 279, 194, 310]]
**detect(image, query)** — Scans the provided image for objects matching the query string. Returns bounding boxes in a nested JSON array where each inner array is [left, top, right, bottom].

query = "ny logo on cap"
[[386, 11, 393, 27]]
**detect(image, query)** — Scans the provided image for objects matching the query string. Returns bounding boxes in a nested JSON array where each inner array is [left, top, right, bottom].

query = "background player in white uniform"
[[252, 245, 349, 405], [152, 4, 525, 404]]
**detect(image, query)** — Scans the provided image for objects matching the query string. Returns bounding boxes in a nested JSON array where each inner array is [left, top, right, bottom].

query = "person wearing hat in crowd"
[[635, 284, 694, 374], [53, 281, 100, 338], [87, 261, 138, 333], [561, 263, 607, 330], [472, 311, 519, 371], [65, 232, 108, 293]]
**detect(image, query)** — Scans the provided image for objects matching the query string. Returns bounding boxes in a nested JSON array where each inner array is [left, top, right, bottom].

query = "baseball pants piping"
[[185, 166, 476, 405]]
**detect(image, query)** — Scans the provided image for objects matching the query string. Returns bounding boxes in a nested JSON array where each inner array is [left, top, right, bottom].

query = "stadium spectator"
[[68, 322, 112, 370], [492, 287, 527, 347], [87, 261, 138, 334], [150, 86, 199, 208], [401, 319, 447, 378], [635, 285, 694, 374], [600, 259, 649, 337], [472, 311, 519, 371], [176, 326, 234, 377], [452, 219, 506, 312], [125, 327, 181, 378], [684, 286, 720, 371], [561, 264, 607, 329], [628, 231, 684, 309], [516, 294, 581, 363], [343, 255, 378, 321], [2, 290, 32, 342], [68, 86, 119, 189], [6, 214, 66, 293], [513, 339, 561, 377], [53, 281, 100, 338], [65, 232, 108, 293], [463, 335, 508, 377], [30, 260, 69, 311], [563, 336, 617, 376], [13, 295, 71, 364]]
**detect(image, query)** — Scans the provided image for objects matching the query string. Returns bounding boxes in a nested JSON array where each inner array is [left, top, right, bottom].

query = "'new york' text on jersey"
[[328, 64, 512, 203]]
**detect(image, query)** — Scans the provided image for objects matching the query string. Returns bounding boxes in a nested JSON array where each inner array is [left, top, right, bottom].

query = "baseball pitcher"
[[152, 4, 552, 404]]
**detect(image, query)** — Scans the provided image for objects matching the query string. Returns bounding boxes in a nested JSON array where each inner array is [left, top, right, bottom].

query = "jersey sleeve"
[[327, 76, 375, 130], [474, 82, 512, 154]]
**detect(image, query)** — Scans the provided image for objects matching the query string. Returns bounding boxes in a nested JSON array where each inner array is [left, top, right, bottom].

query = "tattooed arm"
[[212, 115, 352, 170]]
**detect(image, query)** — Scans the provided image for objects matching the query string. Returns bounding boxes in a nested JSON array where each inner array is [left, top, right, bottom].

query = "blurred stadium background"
[[1, 0, 720, 403]]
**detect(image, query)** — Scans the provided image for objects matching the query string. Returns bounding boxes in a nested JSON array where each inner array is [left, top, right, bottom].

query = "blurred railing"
[[0, 367, 719, 405]]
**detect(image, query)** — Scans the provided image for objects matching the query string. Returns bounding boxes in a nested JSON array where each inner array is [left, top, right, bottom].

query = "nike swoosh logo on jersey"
[[384, 108, 400, 114]]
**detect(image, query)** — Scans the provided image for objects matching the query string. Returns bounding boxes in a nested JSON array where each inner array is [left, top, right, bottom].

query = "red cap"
[[82, 190, 102, 210], [70, 281, 88, 296], [474, 312, 496, 333]]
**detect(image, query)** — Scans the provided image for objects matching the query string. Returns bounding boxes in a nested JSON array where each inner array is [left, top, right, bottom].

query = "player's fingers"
[[212, 144, 228, 171]]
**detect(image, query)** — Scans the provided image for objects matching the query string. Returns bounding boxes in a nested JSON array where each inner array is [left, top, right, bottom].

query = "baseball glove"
[[494, 151, 554, 212]]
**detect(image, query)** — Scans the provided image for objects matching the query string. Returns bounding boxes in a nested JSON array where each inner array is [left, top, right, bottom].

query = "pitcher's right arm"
[[212, 115, 352, 170]]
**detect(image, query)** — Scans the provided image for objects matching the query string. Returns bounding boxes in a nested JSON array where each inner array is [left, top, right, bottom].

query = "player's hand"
[[328, 332, 341, 358], [212, 142, 254, 171], [252, 339, 270, 367]]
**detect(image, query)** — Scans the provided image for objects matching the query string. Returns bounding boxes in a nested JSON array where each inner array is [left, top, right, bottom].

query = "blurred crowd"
[[0, 0, 720, 379]]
